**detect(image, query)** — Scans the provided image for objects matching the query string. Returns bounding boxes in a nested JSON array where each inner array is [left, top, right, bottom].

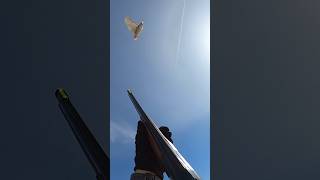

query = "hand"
[[133, 121, 173, 179]]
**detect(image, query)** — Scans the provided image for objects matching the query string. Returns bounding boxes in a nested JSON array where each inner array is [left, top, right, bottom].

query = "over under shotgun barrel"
[[55, 89, 109, 180], [127, 90, 201, 180]]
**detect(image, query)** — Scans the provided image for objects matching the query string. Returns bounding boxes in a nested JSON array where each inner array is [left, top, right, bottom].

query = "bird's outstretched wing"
[[125, 16, 138, 33]]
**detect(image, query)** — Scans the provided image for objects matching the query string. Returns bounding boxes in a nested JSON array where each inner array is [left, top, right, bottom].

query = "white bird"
[[124, 16, 144, 40]]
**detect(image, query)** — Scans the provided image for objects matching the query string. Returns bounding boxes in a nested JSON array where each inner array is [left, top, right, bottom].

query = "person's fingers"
[[159, 126, 169, 132], [138, 123, 174, 143], [137, 120, 143, 128], [159, 126, 171, 137], [137, 121, 147, 132], [159, 126, 173, 143]]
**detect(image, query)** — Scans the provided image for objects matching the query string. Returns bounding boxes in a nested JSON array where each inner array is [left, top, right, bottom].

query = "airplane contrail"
[[175, 0, 186, 65]]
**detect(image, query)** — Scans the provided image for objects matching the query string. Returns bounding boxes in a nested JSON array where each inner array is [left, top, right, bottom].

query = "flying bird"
[[124, 16, 144, 40]]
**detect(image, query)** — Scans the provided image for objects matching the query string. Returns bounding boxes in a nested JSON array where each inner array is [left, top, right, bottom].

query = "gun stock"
[[127, 90, 201, 180]]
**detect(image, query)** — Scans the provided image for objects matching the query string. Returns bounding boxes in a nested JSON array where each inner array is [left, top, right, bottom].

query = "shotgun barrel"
[[55, 88, 109, 180], [127, 90, 200, 180]]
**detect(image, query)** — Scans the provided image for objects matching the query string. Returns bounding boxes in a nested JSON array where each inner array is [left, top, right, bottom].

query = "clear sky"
[[110, 0, 210, 179]]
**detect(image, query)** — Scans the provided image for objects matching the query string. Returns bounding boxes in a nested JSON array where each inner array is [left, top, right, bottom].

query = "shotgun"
[[55, 88, 109, 180], [127, 89, 200, 180]]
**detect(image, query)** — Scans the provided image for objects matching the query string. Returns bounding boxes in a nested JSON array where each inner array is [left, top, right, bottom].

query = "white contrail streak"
[[175, 0, 186, 65]]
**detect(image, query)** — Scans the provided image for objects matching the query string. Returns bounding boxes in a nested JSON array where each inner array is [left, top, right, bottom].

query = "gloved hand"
[[133, 120, 173, 179]]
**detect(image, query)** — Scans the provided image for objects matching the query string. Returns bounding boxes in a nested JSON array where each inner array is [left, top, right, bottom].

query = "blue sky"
[[110, 0, 210, 179]]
